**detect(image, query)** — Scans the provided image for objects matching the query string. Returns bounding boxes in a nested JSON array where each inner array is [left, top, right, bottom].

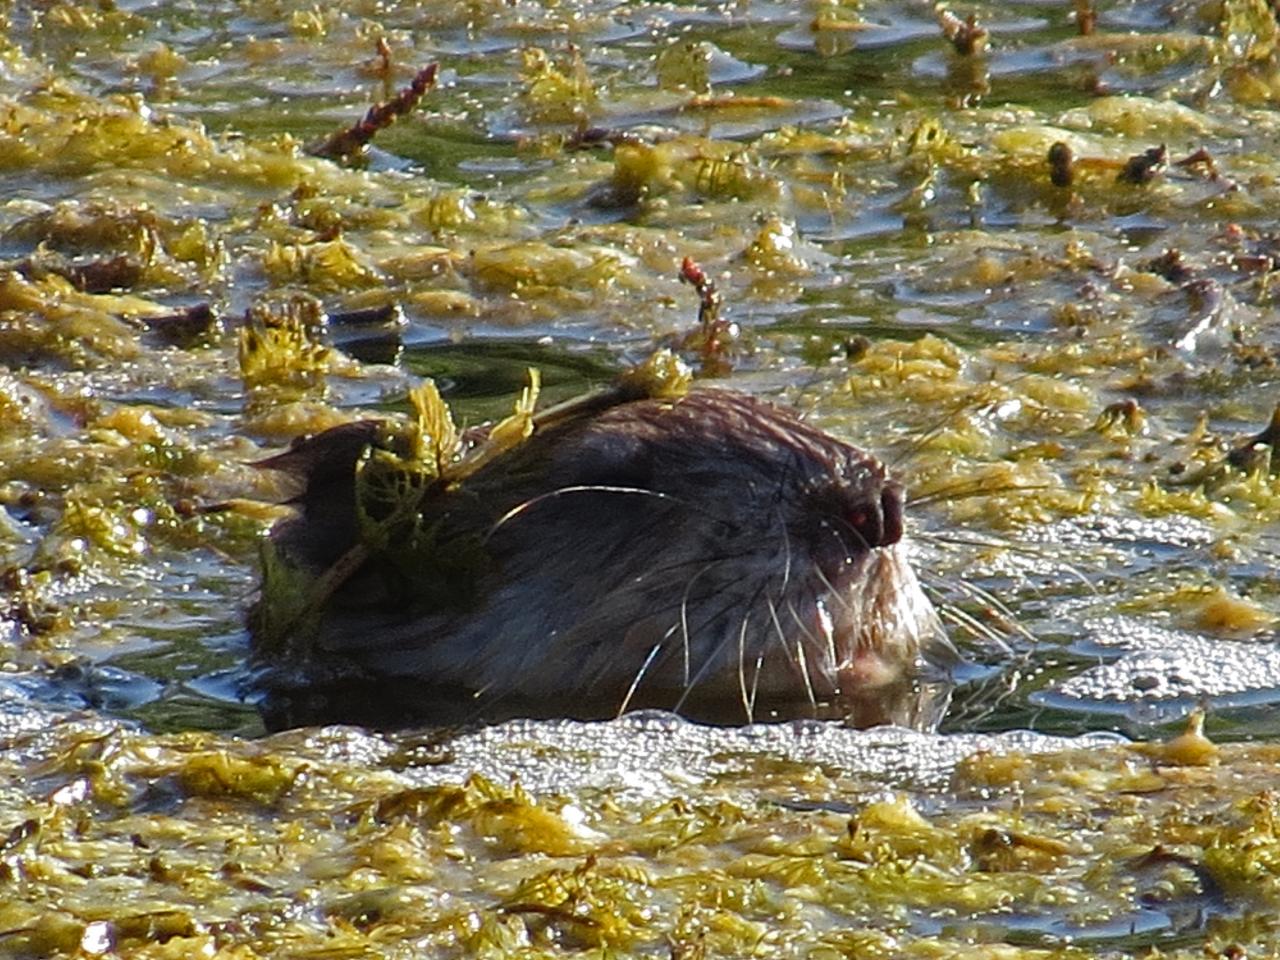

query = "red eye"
[[841, 484, 904, 549], [845, 507, 882, 548]]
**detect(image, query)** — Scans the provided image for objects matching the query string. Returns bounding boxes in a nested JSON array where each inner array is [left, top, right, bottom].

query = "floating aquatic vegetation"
[[262, 237, 383, 291], [741, 215, 809, 276], [520, 47, 598, 125], [238, 298, 333, 392], [654, 41, 713, 95], [411, 189, 480, 232], [690, 148, 776, 201], [470, 240, 635, 302], [2, 2, 1280, 955], [1, 713, 1278, 959], [937, 9, 989, 57]]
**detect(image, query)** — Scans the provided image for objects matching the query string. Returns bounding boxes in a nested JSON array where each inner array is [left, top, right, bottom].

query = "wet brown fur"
[[252, 389, 948, 729]]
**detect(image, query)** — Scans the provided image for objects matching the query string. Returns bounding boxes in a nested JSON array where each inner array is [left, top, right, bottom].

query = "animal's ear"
[[255, 420, 387, 571], [254, 420, 385, 496]]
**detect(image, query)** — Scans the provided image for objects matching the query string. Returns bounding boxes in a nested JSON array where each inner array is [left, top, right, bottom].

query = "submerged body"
[[252, 387, 950, 728]]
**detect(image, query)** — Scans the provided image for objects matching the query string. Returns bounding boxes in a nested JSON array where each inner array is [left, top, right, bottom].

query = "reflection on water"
[[5, 4, 1280, 955]]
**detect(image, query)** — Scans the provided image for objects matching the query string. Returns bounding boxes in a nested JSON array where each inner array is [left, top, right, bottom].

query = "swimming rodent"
[[250, 380, 952, 729]]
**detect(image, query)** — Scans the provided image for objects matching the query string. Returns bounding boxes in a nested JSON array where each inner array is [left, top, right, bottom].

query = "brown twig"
[[678, 256, 734, 375], [1073, 0, 1097, 36], [1047, 142, 1074, 188], [374, 36, 393, 79], [311, 61, 439, 160]]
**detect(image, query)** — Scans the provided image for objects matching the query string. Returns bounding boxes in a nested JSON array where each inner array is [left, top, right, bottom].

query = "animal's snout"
[[880, 482, 904, 547], [840, 479, 904, 551]]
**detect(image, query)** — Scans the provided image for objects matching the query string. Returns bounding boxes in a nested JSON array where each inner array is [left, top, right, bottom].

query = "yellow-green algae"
[[0, 715, 1276, 958]]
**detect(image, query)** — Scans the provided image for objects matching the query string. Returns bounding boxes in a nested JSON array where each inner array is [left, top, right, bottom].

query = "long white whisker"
[[680, 581, 693, 685], [908, 482, 1054, 509], [671, 561, 728, 686], [934, 601, 1014, 654], [776, 500, 794, 591], [748, 647, 764, 715], [786, 597, 826, 659], [886, 373, 1035, 470], [811, 564, 848, 658], [737, 612, 753, 721], [941, 579, 1036, 647], [768, 594, 816, 709], [674, 577, 771, 715], [485, 484, 685, 542], [796, 640, 815, 709], [617, 642, 665, 717], [921, 532, 1099, 596], [919, 567, 1045, 649]]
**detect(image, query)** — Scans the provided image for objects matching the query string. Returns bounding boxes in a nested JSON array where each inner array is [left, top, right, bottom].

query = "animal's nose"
[[847, 482, 903, 549], [880, 482, 904, 547], [805, 467, 905, 554], [845, 479, 904, 550]]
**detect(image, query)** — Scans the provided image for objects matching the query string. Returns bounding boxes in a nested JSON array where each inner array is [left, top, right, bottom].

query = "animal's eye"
[[841, 483, 904, 549], [803, 476, 903, 556], [844, 505, 883, 549]]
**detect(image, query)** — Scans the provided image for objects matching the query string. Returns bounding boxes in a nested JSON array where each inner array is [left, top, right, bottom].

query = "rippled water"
[[3, 2, 1280, 956]]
